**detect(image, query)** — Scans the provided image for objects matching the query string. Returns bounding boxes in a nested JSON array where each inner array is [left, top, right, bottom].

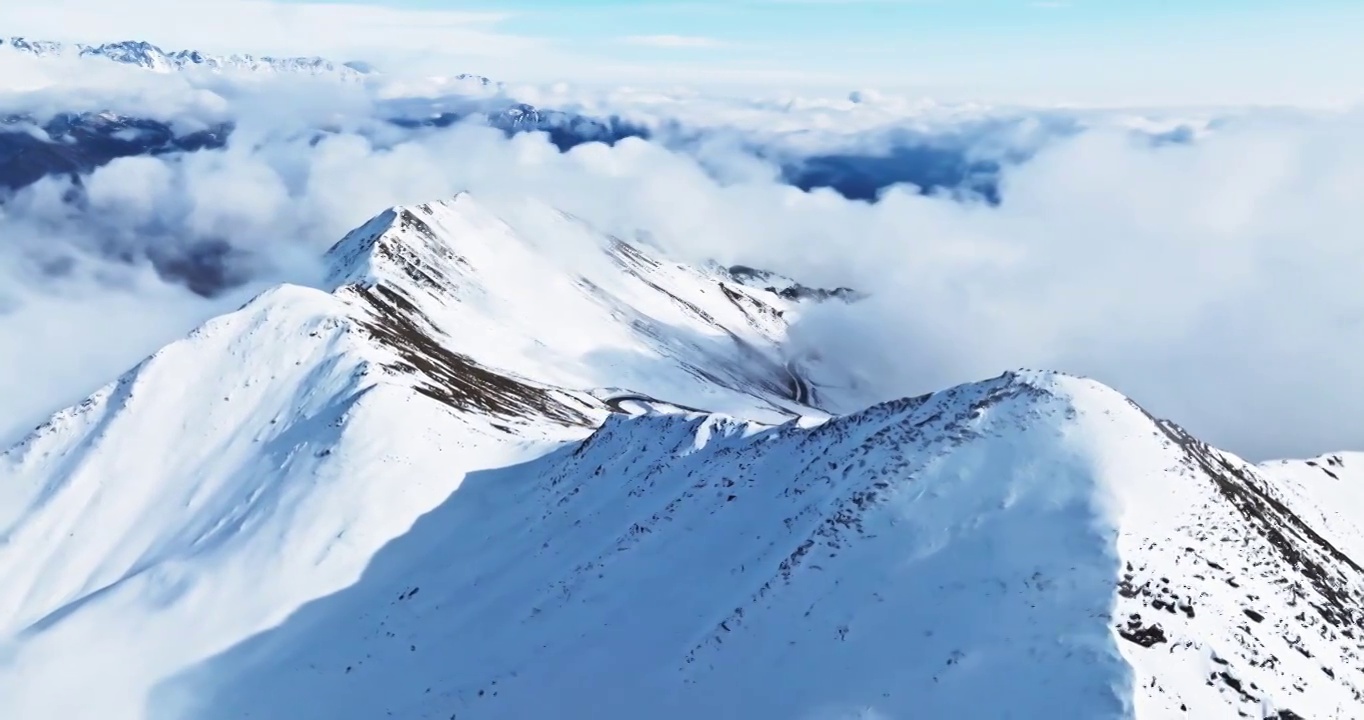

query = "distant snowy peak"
[[323, 195, 480, 292], [454, 72, 498, 88], [0, 36, 368, 79], [726, 263, 862, 302]]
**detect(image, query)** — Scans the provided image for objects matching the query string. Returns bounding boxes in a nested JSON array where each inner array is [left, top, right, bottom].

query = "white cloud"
[[387, 108, 1364, 462], [0, 269, 259, 449], [621, 35, 728, 49], [0, 65, 1361, 462]]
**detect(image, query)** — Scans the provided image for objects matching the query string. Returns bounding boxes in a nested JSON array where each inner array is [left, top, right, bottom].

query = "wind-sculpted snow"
[[0, 193, 1361, 719]]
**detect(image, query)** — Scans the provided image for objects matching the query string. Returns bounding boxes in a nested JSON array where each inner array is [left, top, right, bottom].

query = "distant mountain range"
[[1, 35, 510, 90], [0, 106, 647, 194], [1, 35, 368, 79], [0, 35, 1007, 293], [0, 111, 229, 193], [0, 36, 650, 202]]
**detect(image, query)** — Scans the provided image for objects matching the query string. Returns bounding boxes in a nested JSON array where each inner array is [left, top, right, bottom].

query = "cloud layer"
[[0, 59, 1359, 461]]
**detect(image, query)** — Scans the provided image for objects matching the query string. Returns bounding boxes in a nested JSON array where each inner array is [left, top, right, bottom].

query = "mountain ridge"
[[0, 192, 1361, 719], [165, 367, 1364, 719]]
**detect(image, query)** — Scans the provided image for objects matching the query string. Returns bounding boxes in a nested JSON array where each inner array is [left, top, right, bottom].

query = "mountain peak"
[[323, 192, 475, 292], [320, 192, 826, 423]]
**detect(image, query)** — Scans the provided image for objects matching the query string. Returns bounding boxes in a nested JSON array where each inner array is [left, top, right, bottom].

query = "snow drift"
[[1, 192, 1360, 719]]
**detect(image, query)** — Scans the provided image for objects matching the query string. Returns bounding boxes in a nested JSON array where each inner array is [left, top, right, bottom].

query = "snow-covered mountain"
[[1, 36, 368, 79], [0, 193, 1361, 719], [0, 111, 229, 193]]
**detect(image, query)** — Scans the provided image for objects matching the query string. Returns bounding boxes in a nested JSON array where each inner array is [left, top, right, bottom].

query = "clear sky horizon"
[[4, 0, 1362, 105]]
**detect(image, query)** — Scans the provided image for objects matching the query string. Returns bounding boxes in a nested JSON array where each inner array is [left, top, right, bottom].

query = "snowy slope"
[[0, 192, 825, 718], [1259, 454, 1364, 576], [0, 283, 586, 718], [152, 371, 1361, 720], [324, 193, 823, 421], [0, 36, 366, 79], [1, 193, 1361, 719]]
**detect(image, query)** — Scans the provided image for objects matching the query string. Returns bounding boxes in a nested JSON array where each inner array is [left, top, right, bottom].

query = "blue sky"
[[6, 0, 1363, 104], [337, 0, 1362, 53], [297, 0, 1364, 103]]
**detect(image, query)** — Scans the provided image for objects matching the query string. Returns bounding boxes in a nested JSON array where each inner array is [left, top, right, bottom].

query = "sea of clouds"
[[1, 45, 1360, 460]]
